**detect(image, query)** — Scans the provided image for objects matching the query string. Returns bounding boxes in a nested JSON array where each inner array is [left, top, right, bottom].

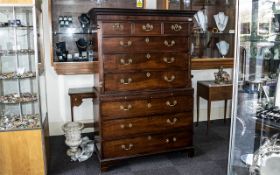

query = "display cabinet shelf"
[[0, 114, 40, 131], [0, 1, 48, 174], [0, 25, 33, 28], [191, 57, 234, 70], [0, 49, 34, 56], [53, 31, 97, 35], [0, 93, 37, 104], [0, 71, 35, 80], [53, 61, 99, 75]]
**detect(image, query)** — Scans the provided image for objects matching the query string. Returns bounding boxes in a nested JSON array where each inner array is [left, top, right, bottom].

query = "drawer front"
[[164, 22, 191, 35], [102, 37, 188, 53], [102, 131, 192, 159], [104, 71, 189, 92], [101, 95, 193, 120], [102, 22, 131, 35], [210, 86, 232, 100], [102, 112, 193, 139], [134, 22, 161, 35], [103, 53, 189, 72]]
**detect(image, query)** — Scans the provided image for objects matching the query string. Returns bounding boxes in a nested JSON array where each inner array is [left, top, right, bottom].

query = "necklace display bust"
[[216, 40, 229, 58], [194, 10, 208, 32], [214, 12, 229, 32]]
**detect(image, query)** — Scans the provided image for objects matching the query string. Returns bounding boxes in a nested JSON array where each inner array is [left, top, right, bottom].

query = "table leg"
[[207, 100, 211, 133], [70, 98, 74, 122], [224, 99, 227, 124], [196, 95, 200, 127]]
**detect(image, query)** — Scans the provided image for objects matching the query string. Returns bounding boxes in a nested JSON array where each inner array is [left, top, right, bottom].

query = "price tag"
[[136, 0, 143, 8]]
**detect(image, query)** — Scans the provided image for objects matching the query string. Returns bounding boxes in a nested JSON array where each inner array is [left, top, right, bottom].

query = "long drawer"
[[102, 37, 189, 53], [103, 53, 189, 72], [104, 70, 189, 92], [102, 131, 192, 159], [101, 95, 193, 120], [102, 112, 192, 139]]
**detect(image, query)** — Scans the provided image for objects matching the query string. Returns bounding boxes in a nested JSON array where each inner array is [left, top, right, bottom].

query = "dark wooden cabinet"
[[89, 8, 196, 171]]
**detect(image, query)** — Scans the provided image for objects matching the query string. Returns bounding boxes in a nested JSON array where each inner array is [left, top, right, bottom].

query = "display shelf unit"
[[49, 0, 99, 75], [190, 0, 236, 66], [0, 1, 48, 174], [228, 0, 280, 174], [53, 61, 99, 75], [191, 57, 234, 70]]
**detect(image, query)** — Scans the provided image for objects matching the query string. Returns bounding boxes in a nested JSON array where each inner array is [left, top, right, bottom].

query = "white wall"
[[42, 0, 233, 136], [42, 0, 94, 136]]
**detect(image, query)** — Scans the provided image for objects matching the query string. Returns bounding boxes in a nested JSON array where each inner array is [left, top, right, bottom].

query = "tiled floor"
[[49, 119, 231, 175]]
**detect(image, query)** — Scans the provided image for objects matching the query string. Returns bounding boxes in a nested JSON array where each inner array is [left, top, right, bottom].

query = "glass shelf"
[[0, 114, 40, 131], [0, 26, 33, 30], [0, 72, 36, 80], [0, 49, 35, 56], [0, 93, 37, 104], [53, 30, 97, 35]]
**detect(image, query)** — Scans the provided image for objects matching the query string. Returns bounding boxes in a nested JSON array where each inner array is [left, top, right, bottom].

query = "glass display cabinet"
[[228, 0, 280, 174], [0, 1, 48, 174]]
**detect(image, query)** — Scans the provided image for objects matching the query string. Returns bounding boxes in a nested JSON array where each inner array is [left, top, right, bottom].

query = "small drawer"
[[102, 131, 192, 159], [104, 71, 189, 92], [102, 112, 193, 139], [164, 22, 191, 35], [103, 53, 190, 72], [102, 22, 131, 35], [101, 95, 193, 120], [134, 22, 161, 35], [102, 37, 189, 53]]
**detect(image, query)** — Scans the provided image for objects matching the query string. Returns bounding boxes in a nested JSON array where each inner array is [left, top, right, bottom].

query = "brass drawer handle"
[[121, 144, 133, 151], [120, 58, 133, 65], [165, 137, 177, 143], [142, 23, 154, 31], [120, 104, 132, 111], [147, 103, 152, 108], [120, 78, 132, 84], [164, 40, 175, 47], [163, 57, 175, 64], [166, 100, 177, 107], [164, 75, 175, 82], [120, 41, 132, 47], [146, 53, 151, 59], [166, 118, 178, 125], [171, 24, 182, 32], [120, 123, 133, 129], [113, 23, 124, 31], [145, 37, 150, 43]]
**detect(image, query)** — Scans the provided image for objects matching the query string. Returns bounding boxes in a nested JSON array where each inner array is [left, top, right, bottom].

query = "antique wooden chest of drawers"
[[89, 8, 196, 171]]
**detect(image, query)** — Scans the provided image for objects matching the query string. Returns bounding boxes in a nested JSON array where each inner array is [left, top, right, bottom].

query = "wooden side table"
[[196, 80, 232, 132], [68, 87, 97, 128]]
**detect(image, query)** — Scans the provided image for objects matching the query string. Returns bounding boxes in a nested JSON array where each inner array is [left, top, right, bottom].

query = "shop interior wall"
[[42, 0, 232, 136]]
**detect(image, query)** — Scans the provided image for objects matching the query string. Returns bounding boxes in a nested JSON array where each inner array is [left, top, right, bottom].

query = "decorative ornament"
[[250, 134, 280, 175], [213, 12, 229, 32], [62, 122, 84, 157], [216, 40, 229, 58], [78, 14, 90, 31], [214, 66, 230, 84]]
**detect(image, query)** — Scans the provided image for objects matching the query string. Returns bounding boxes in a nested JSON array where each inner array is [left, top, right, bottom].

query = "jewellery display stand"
[[50, 0, 99, 74], [190, 0, 235, 70], [213, 12, 228, 32], [0, 1, 48, 175]]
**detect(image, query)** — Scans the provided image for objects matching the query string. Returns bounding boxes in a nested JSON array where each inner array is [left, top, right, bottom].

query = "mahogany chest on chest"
[[89, 8, 196, 171]]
